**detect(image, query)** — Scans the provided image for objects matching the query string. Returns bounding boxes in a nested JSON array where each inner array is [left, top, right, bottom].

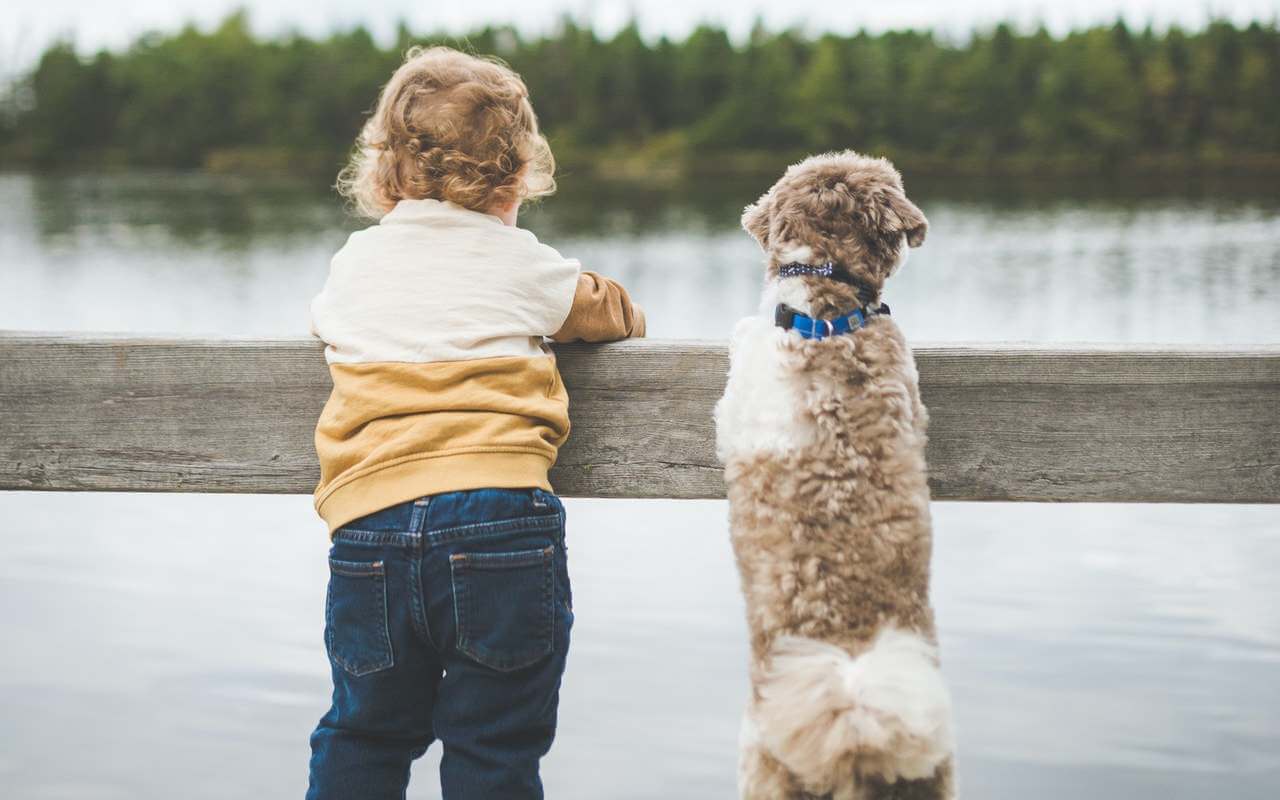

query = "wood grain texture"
[[1, 333, 1277, 502]]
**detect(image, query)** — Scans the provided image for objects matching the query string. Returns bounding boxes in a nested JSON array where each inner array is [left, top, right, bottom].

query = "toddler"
[[306, 46, 645, 800]]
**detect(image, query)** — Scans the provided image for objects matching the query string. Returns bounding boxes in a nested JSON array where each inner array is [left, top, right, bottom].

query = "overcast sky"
[[5, 0, 1279, 74]]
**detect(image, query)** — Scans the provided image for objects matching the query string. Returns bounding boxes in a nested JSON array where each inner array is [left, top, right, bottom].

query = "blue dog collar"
[[775, 302, 890, 340]]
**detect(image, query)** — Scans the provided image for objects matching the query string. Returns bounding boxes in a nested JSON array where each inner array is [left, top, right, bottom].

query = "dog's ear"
[[878, 186, 928, 248], [741, 193, 772, 249]]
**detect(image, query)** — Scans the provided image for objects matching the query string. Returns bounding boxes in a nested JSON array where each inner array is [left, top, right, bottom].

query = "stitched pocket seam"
[[325, 558, 394, 677], [450, 546, 555, 672]]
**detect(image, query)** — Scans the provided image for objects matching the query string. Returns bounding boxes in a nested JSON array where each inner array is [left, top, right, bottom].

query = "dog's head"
[[742, 151, 926, 292]]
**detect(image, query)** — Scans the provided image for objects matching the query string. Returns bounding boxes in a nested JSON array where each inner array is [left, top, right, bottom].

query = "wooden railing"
[[1, 333, 1277, 503]]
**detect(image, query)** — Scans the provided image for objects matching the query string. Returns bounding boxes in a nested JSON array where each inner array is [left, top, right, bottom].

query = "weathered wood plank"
[[1, 333, 1277, 502]]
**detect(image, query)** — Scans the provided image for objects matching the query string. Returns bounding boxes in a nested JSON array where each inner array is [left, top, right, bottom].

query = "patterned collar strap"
[[774, 302, 891, 341], [778, 262, 838, 279], [777, 261, 880, 305]]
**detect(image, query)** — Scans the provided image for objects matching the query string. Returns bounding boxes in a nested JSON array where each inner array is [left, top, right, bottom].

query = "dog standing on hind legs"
[[714, 151, 956, 800]]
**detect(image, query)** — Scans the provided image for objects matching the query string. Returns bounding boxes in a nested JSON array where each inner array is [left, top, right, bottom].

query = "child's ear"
[[741, 193, 773, 249], [879, 186, 928, 248]]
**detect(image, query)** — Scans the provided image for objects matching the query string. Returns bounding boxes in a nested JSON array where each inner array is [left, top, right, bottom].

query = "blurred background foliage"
[[2, 10, 1278, 178]]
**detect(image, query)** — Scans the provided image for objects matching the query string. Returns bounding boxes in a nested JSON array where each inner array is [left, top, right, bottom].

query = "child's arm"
[[550, 271, 646, 343]]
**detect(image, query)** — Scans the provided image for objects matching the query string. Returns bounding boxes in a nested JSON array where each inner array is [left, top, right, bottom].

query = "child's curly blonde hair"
[[337, 46, 556, 219]]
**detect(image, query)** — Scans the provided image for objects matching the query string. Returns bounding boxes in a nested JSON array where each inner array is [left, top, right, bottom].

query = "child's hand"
[[630, 305, 646, 338]]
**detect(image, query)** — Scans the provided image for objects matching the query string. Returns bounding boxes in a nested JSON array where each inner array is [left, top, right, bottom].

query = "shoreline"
[[6, 145, 1280, 185]]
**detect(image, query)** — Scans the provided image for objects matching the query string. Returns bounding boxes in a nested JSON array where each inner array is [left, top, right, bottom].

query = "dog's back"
[[716, 152, 956, 799]]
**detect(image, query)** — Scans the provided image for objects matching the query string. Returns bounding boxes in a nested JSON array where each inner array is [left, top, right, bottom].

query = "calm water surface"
[[1, 171, 1278, 799]]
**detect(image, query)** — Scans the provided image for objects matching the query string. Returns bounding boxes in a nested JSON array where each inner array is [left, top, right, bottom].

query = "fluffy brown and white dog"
[[714, 151, 956, 800]]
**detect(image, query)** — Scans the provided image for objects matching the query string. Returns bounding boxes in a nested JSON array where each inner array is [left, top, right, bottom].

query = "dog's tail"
[[754, 627, 954, 787]]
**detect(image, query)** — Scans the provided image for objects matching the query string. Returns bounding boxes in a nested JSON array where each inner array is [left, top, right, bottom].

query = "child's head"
[[338, 46, 555, 219]]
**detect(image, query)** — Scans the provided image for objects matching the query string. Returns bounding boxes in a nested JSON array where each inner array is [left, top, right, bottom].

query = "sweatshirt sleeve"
[[550, 271, 646, 343]]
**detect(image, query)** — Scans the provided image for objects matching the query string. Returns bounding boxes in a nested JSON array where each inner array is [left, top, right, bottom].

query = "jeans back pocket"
[[450, 545, 555, 672], [325, 558, 394, 677]]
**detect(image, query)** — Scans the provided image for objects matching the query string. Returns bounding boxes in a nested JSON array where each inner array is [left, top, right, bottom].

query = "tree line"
[[3, 12, 1278, 175]]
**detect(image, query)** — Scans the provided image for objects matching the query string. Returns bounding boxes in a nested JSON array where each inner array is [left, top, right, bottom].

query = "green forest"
[[3, 12, 1278, 178]]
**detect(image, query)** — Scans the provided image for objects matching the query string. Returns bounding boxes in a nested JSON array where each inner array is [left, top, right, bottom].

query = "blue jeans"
[[307, 488, 573, 800]]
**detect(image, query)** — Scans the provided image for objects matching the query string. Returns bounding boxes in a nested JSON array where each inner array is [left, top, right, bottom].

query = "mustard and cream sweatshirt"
[[310, 198, 645, 533]]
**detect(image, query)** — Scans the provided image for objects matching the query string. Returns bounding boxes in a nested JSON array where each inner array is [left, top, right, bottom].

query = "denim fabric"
[[307, 488, 573, 800]]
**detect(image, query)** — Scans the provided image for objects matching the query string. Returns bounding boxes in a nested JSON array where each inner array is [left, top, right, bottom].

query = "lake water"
[[1, 170, 1278, 799]]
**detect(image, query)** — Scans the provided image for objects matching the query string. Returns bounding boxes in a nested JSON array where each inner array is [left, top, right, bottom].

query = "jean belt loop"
[[409, 496, 430, 536]]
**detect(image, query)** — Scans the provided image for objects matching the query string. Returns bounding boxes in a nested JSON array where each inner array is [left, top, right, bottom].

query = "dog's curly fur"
[[716, 151, 956, 800]]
